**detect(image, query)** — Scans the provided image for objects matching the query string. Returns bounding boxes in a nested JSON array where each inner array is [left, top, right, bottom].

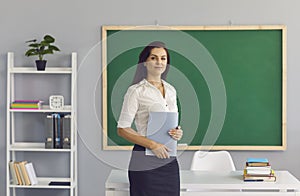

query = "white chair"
[[190, 150, 236, 172], [188, 151, 237, 193]]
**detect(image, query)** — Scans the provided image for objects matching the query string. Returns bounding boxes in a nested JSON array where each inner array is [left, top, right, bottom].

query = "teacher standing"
[[117, 41, 183, 196]]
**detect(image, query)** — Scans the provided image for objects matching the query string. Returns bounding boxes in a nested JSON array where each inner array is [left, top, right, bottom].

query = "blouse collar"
[[141, 78, 166, 86]]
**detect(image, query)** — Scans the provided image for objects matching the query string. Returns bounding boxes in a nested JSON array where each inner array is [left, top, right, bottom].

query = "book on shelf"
[[9, 161, 18, 185], [46, 113, 71, 149], [16, 162, 26, 185], [10, 100, 43, 110], [25, 162, 38, 185], [19, 161, 31, 185], [13, 162, 23, 185], [243, 158, 276, 182], [9, 161, 38, 186]]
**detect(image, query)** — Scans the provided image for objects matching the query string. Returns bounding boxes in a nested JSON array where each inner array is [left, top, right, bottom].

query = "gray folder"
[[146, 112, 178, 157]]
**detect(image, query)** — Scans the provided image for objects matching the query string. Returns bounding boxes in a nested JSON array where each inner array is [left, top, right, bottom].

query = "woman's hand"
[[169, 126, 183, 141], [150, 143, 171, 159], [118, 127, 171, 159]]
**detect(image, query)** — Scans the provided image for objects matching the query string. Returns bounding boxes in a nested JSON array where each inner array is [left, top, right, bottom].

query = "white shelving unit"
[[6, 52, 78, 196]]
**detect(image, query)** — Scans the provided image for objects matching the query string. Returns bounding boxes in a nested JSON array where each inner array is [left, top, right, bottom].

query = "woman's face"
[[145, 47, 168, 78]]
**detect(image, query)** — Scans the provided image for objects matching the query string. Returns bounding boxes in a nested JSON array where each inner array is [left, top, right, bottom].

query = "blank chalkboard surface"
[[102, 25, 286, 150]]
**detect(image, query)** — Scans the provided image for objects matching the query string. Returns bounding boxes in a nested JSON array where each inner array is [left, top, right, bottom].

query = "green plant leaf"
[[41, 41, 50, 46], [44, 35, 55, 43], [25, 39, 37, 43], [27, 53, 38, 57], [25, 49, 38, 56], [39, 46, 45, 52], [28, 43, 40, 48], [49, 45, 60, 51], [43, 49, 54, 55]]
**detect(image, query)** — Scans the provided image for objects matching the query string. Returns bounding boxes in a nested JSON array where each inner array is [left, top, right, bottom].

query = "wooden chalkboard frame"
[[102, 25, 286, 151]]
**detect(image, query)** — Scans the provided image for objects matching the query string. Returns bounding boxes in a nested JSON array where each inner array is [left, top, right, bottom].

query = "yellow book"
[[9, 161, 19, 185], [14, 162, 23, 185], [19, 161, 31, 185]]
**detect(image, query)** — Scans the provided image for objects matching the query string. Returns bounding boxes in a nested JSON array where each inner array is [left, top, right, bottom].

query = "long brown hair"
[[132, 41, 170, 85]]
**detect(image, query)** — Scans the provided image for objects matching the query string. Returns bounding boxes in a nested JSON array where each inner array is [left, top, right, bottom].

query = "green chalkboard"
[[102, 25, 286, 150]]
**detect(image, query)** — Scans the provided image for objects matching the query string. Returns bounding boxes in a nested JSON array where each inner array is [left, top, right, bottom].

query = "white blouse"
[[117, 79, 178, 136]]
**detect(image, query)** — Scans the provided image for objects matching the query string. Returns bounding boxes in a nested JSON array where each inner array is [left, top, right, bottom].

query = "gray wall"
[[1, 0, 300, 195]]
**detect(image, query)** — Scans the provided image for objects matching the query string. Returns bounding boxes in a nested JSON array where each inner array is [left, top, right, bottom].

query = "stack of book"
[[10, 100, 43, 110], [9, 161, 38, 185], [243, 158, 276, 182]]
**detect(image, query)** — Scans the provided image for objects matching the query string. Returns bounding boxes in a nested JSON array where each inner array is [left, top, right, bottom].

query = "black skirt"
[[128, 144, 180, 196]]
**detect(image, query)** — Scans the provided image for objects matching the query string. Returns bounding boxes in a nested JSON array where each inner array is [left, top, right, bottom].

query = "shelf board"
[[9, 67, 72, 74], [9, 143, 72, 152], [9, 177, 75, 189], [9, 105, 72, 113]]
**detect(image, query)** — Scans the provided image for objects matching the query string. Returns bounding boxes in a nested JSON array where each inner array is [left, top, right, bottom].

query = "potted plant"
[[25, 34, 60, 70]]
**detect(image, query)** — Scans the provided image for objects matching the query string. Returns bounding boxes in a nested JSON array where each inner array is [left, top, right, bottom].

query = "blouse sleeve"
[[117, 86, 139, 128]]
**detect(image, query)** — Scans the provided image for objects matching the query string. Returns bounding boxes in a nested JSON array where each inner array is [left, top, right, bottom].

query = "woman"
[[117, 41, 183, 196]]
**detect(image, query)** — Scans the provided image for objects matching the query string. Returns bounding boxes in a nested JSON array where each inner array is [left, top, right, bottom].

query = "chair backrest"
[[190, 151, 236, 172]]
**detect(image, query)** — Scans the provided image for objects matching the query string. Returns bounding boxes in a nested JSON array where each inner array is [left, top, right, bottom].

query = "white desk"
[[106, 170, 300, 196]]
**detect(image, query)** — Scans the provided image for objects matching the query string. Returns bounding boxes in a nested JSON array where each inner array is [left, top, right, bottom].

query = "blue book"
[[247, 158, 269, 163]]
